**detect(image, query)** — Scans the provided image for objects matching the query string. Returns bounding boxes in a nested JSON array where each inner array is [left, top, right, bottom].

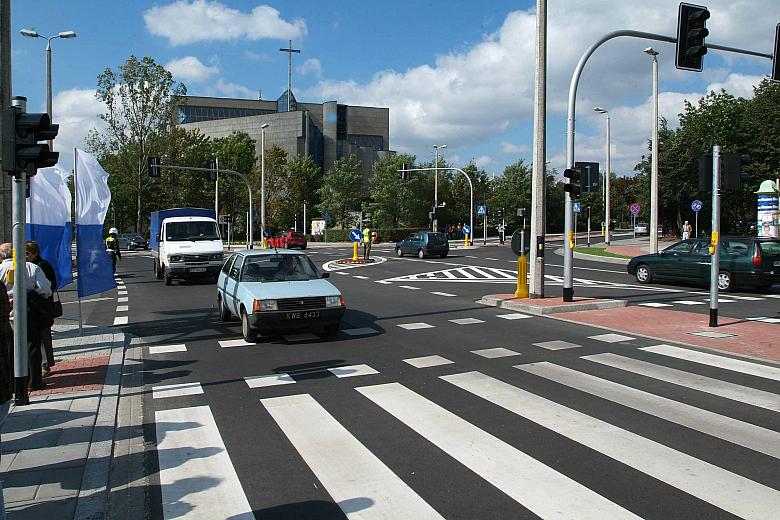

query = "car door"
[[409, 233, 423, 254], [656, 239, 697, 279], [224, 254, 244, 315], [400, 233, 414, 254]]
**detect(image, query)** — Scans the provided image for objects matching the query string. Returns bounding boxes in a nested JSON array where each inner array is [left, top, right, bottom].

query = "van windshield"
[[166, 221, 220, 241]]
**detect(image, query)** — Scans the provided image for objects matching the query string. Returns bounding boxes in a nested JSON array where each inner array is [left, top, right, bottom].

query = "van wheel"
[[154, 260, 163, 279], [396, 247, 403, 257], [241, 309, 257, 342], [164, 268, 172, 286], [718, 271, 734, 292], [418, 249, 425, 259], [218, 296, 231, 321]]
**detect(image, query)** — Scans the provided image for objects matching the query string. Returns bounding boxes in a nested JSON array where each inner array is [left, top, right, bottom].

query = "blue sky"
[[11, 0, 778, 177]]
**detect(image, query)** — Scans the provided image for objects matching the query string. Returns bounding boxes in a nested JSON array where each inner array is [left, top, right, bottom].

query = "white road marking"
[[149, 344, 187, 354], [117, 297, 128, 303], [430, 291, 456, 297], [518, 362, 780, 459], [448, 318, 485, 325], [353, 275, 369, 280], [484, 257, 499, 261], [671, 300, 706, 305], [335, 272, 349, 275], [472, 348, 521, 359], [443, 371, 780, 519], [403, 355, 453, 368], [456, 268, 477, 279], [641, 344, 780, 382], [342, 327, 380, 336], [723, 295, 764, 301], [219, 339, 254, 348], [588, 333, 634, 343], [584, 353, 780, 412], [328, 364, 379, 378], [398, 285, 421, 290], [397, 322, 435, 330], [497, 313, 532, 320], [152, 382, 204, 399], [113, 316, 128, 326], [533, 340, 581, 350], [466, 255, 478, 258], [156, 406, 254, 520], [245, 373, 295, 388], [357, 382, 639, 519], [117, 290, 128, 296], [262, 393, 445, 519], [375, 280, 392, 284], [62, 296, 114, 305], [638, 302, 673, 308], [116, 305, 129, 312]]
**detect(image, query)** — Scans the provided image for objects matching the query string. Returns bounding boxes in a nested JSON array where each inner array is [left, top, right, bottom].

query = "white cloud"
[[144, 1, 306, 46], [244, 50, 272, 62], [500, 142, 530, 155], [474, 155, 493, 168], [51, 89, 105, 164], [214, 78, 255, 99], [165, 56, 219, 83], [297, 58, 322, 78]]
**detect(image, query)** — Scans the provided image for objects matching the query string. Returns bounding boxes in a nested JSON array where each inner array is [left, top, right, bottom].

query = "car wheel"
[[164, 267, 172, 286], [218, 296, 231, 321], [718, 271, 734, 292], [241, 309, 257, 342], [396, 247, 403, 257], [440, 252, 448, 258], [418, 249, 425, 259], [323, 322, 340, 338], [635, 264, 653, 284]]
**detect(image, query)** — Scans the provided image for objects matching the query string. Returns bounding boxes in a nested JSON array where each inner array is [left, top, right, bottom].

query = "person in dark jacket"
[[105, 227, 121, 274], [1, 280, 13, 519], [26, 241, 56, 378]]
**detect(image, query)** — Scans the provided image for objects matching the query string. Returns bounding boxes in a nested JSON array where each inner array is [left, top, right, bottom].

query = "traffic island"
[[478, 293, 627, 315], [335, 258, 376, 265]]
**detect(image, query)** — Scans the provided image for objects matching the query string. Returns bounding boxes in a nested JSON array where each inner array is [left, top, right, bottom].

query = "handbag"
[[52, 291, 63, 318]]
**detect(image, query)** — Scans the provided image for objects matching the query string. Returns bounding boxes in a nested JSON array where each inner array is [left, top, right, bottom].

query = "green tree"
[[211, 131, 258, 239], [488, 159, 532, 227], [369, 154, 415, 228], [262, 145, 289, 231], [318, 154, 362, 228], [274, 154, 321, 231]]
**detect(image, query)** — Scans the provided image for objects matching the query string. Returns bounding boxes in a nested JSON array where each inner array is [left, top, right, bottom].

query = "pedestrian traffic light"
[[676, 3, 710, 72], [148, 156, 161, 178], [1, 108, 59, 176], [563, 167, 581, 199], [772, 23, 780, 82], [401, 162, 410, 180]]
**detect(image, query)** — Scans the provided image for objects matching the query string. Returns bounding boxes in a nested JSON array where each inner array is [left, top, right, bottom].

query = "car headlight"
[[169, 255, 182, 262], [325, 295, 345, 307], [210, 253, 223, 261], [253, 299, 278, 312]]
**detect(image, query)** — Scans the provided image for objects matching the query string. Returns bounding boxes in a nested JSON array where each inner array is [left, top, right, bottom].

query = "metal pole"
[[261, 126, 266, 248], [605, 113, 611, 246], [303, 201, 307, 236], [709, 145, 721, 327], [695, 212, 698, 238], [433, 146, 438, 232], [587, 206, 591, 247], [650, 52, 659, 253], [529, 0, 547, 298], [214, 155, 219, 237], [45, 39, 52, 149], [1, 0, 12, 243]]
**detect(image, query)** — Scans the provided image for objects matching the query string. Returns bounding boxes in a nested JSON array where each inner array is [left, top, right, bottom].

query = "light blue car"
[[217, 249, 345, 342]]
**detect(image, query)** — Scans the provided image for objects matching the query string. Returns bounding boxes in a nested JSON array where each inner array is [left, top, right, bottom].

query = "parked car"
[[267, 230, 307, 249], [118, 233, 149, 251], [396, 231, 449, 258], [627, 237, 780, 291], [216, 249, 345, 342], [634, 223, 649, 236]]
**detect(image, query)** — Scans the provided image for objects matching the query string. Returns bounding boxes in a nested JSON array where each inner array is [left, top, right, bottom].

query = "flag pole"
[[73, 148, 83, 336]]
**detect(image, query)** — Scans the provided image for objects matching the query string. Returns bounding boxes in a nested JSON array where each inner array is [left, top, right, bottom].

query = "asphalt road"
[[65, 246, 780, 519]]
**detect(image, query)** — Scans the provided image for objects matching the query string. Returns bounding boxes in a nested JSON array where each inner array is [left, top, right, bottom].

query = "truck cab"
[[151, 209, 224, 285]]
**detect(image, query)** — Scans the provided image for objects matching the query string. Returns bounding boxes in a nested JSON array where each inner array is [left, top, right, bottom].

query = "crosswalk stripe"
[[152, 382, 204, 399], [328, 364, 379, 378], [583, 353, 780, 412], [430, 291, 456, 297], [219, 339, 254, 348], [456, 268, 477, 279], [148, 344, 187, 354], [517, 362, 780, 459], [442, 371, 780, 520], [468, 266, 494, 278], [245, 373, 295, 388], [484, 267, 516, 279], [113, 316, 128, 326], [357, 382, 639, 519], [262, 393, 445, 519], [640, 344, 780, 382], [156, 406, 253, 519]]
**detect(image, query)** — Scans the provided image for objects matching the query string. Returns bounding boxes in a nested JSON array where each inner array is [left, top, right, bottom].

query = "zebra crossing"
[[148, 339, 780, 519]]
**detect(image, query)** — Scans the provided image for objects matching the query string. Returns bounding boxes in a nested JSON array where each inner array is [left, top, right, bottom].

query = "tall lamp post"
[[645, 47, 660, 252], [594, 106, 611, 245], [20, 28, 77, 149], [260, 123, 270, 248], [433, 144, 446, 232]]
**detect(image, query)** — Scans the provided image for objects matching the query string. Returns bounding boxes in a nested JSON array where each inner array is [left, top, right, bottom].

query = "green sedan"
[[627, 237, 780, 291]]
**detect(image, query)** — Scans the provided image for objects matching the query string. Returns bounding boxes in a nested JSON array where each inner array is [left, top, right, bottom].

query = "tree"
[[369, 154, 415, 228], [88, 55, 186, 233], [488, 159, 533, 227], [211, 131, 258, 239], [262, 145, 289, 231], [318, 155, 362, 228], [274, 154, 321, 231]]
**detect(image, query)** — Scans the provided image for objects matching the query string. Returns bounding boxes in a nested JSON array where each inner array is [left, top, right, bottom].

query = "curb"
[[554, 247, 630, 265], [477, 294, 628, 315]]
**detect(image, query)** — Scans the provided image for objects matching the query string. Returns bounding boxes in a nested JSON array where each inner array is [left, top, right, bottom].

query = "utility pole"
[[279, 40, 300, 112], [529, 0, 547, 298]]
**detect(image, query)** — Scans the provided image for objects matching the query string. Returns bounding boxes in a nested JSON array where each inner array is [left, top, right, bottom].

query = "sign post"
[[630, 203, 640, 238], [349, 228, 362, 261], [463, 224, 471, 247], [691, 199, 703, 238]]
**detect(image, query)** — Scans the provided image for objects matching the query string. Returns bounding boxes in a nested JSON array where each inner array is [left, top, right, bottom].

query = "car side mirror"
[[155, 234, 161, 241], [321, 272, 330, 278], [659, 250, 665, 256]]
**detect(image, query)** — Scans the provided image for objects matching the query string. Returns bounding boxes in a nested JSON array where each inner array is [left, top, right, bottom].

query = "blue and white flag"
[[26, 165, 73, 290], [75, 149, 116, 297]]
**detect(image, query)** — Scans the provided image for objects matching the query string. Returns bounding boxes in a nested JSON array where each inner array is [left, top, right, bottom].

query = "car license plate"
[[285, 310, 319, 320], [189, 267, 206, 273]]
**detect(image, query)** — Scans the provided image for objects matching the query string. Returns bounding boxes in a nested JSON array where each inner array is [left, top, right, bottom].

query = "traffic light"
[[697, 154, 713, 192], [1, 108, 59, 176], [676, 3, 710, 72], [722, 153, 752, 191], [563, 167, 581, 199], [207, 159, 217, 181], [401, 162, 410, 180], [772, 23, 780, 82], [148, 156, 161, 178], [575, 162, 599, 193]]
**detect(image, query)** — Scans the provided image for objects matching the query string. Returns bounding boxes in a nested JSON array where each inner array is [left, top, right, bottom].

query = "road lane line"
[[640, 344, 780, 381], [397, 322, 435, 330], [262, 393, 445, 519], [245, 373, 295, 388], [116, 305, 129, 312], [357, 382, 639, 519], [430, 292, 456, 297], [533, 340, 581, 350], [448, 318, 485, 325], [152, 382, 204, 399], [398, 285, 421, 290], [472, 348, 521, 359], [583, 353, 780, 412], [403, 355, 453, 368], [148, 344, 187, 354], [517, 362, 780, 459], [443, 371, 780, 520], [588, 333, 634, 343], [156, 405, 254, 520], [328, 364, 379, 378], [113, 316, 128, 326]]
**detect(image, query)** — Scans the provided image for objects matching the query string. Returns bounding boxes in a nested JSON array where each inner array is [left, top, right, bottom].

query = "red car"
[[267, 230, 307, 249]]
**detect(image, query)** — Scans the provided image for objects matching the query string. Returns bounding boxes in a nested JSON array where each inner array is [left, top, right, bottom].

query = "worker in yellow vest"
[[362, 226, 372, 260]]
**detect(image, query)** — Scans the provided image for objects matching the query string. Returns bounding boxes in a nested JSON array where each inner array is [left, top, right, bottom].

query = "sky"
[[10, 0, 778, 178]]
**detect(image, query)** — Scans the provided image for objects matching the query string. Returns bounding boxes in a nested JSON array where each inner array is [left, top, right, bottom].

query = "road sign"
[[323, 210, 330, 221], [630, 203, 640, 216], [463, 224, 471, 235], [517, 207, 526, 217], [218, 214, 230, 225], [349, 229, 362, 242], [691, 199, 703, 212], [262, 229, 270, 237], [477, 205, 487, 216], [573, 202, 581, 213]]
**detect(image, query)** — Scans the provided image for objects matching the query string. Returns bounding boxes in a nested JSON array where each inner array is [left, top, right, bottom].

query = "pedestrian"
[[498, 223, 505, 245], [457, 223, 463, 239], [362, 225, 372, 260], [682, 221, 691, 240], [0, 275, 13, 520], [26, 241, 56, 378], [105, 227, 121, 274]]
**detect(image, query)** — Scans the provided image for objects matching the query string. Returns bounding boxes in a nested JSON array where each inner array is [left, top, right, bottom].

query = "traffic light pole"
[[709, 145, 721, 327], [12, 166, 29, 405]]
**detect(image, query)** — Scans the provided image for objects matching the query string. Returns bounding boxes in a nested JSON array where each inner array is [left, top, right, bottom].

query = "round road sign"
[[691, 199, 703, 212], [349, 229, 362, 242], [462, 224, 471, 235], [630, 203, 640, 216]]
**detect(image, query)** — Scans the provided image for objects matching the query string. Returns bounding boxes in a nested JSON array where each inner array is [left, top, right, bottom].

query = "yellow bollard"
[[601, 224, 605, 237], [515, 254, 529, 298], [352, 241, 359, 261], [465, 233, 470, 247]]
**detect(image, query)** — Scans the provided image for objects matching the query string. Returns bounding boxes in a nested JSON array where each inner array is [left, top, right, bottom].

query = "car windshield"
[[242, 254, 321, 282], [166, 221, 220, 241]]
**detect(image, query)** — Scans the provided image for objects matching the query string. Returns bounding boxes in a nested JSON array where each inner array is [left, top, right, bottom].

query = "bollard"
[[465, 233, 470, 247], [515, 254, 529, 298], [352, 242, 359, 261]]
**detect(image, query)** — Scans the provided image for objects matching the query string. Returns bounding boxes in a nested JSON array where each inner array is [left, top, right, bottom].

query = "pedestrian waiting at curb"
[[26, 241, 57, 378], [682, 220, 692, 240], [0, 274, 13, 520]]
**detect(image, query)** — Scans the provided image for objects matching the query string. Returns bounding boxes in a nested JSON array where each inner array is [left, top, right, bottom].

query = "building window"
[[347, 134, 384, 151], [336, 105, 347, 140], [177, 105, 275, 124]]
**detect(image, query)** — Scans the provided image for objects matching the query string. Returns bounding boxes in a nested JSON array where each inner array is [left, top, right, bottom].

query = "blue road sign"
[[691, 199, 703, 213], [349, 229, 362, 242], [630, 203, 640, 216], [477, 205, 487, 216], [573, 202, 581, 213], [323, 210, 330, 221], [262, 229, 270, 237], [463, 224, 471, 235]]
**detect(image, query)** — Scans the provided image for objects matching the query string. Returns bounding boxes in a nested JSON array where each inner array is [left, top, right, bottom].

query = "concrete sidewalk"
[[0, 323, 140, 519]]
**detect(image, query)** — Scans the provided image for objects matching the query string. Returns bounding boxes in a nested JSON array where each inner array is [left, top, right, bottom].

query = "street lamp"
[[594, 106, 611, 245], [20, 29, 77, 149], [260, 123, 270, 249], [433, 144, 446, 232], [644, 47, 660, 252]]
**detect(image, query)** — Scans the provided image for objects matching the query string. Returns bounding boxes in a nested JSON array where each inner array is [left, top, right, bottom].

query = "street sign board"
[[262, 228, 270, 237], [630, 203, 641, 216], [349, 229, 362, 242], [218, 214, 230, 225], [573, 202, 581, 213], [477, 205, 487, 216], [463, 224, 471, 235], [691, 199, 703, 212], [323, 210, 330, 221], [517, 207, 526, 217]]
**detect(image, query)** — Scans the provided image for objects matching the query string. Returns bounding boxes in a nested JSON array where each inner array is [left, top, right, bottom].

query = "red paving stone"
[[553, 307, 780, 363], [30, 355, 109, 396]]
